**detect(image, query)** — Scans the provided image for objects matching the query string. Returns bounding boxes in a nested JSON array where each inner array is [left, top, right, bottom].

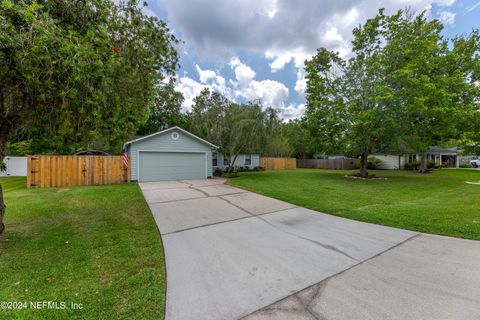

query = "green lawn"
[[0, 177, 165, 319], [229, 169, 480, 240]]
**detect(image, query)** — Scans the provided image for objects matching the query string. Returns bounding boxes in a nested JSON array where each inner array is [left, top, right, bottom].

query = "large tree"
[[305, 11, 395, 177], [262, 107, 294, 157], [281, 119, 312, 159], [136, 79, 185, 135], [381, 11, 480, 171], [188, 89, 266, 171], [0, 0, 179, 233], [305, 9, 479, 177]]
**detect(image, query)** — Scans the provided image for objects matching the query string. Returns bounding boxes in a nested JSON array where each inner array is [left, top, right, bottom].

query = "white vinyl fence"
[[1, 156, 28, 177]]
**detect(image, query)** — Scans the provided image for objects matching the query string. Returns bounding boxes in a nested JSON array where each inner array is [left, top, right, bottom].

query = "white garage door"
[[138, 152, 206, 182]]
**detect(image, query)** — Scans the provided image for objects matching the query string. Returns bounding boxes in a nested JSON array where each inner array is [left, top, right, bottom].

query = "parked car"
[[470, 157, 480, 168], [75, 150, 111, 156]]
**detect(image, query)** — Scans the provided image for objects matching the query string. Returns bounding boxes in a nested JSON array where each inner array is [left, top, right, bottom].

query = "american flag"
[[122, 145, 129, 168]]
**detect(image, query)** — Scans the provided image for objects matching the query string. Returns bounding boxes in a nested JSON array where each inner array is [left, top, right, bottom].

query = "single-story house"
[[373, 146, 459, 170], [212, 152, 260, 172], [124, 126, 260, 182]]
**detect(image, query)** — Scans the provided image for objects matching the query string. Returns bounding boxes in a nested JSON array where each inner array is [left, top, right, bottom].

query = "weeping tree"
[[188, 88, 266, 171], [0, 0, 179, 233]]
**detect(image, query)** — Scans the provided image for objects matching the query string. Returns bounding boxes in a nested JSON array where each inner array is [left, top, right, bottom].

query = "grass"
[[229, 169, 480, 240], [0, 177, 165, 319]]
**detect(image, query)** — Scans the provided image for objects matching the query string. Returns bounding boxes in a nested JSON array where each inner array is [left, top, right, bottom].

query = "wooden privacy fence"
[[297, 158, 356, 170], [260, 157, 297, 170], [27, 155, 129, 188]]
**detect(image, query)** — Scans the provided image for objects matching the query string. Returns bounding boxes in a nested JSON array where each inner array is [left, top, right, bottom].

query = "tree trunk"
[[0, 119, 16, 235], [359, 152, 369, 178], [0, 183, 5, 234], [418, 151, 428, 173], [0, 143, 6, 235], [228, 153, 241, 173]]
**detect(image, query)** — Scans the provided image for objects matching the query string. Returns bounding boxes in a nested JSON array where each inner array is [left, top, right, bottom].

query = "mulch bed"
[[345, 174, 387, 180]]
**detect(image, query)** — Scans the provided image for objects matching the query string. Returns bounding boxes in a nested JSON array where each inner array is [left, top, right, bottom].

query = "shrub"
[[222, 171, 240, 178], [404, 160, 421, 170], [367, 157, 382, 170], [427, 161, 438, 169], [252, 166, 260, 172], [353, 157, 383, 170], [258, 166, 266, 171], [213, 168, 223, 176], [459, 163, 472, 168]]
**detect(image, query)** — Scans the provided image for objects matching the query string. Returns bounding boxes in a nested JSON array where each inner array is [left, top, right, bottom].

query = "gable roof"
[[123, 126, 219, 148]]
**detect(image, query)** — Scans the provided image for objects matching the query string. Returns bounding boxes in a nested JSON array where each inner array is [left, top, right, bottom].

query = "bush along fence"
[[27, 155, 129, 188], [297, 158, 357, 170], [260, 157, 296, 170]]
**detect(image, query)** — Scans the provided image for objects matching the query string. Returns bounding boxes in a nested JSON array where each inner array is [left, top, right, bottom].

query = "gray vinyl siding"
[[213, 153, 260, 171], [129, 130, 213, 181]]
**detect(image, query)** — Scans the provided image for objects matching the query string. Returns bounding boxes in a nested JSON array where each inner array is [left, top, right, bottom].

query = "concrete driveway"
[[140, 179, 480, 320]]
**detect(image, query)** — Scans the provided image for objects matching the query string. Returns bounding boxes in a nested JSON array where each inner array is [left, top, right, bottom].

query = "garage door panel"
[[139, 152, 206, 182]]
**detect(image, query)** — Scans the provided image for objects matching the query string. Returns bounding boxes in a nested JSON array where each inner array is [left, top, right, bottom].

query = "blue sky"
[[144, 0, 480, 120]]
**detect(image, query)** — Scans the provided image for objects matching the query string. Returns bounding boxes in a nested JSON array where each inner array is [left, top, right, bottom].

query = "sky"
[[144, 0, 480, 120]]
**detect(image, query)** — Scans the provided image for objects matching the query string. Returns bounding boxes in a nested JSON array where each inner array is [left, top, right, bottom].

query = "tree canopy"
[[187, 89, 268, 170], [136, 79, 186, 136], [305, 9, 480, 177], [0, 0, 179, 231], [0, 0, 179, 155]]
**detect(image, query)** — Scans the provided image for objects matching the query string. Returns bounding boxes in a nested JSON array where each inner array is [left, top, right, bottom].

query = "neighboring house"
[[212, 152, 260, 172], [372, 146, 459, 169], [124, 126, 260, 182], [371, 155, 406, 170]]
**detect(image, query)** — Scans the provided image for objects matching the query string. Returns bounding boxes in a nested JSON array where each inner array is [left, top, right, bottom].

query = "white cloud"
[[435, 0, 456, 6], [228, 57, 289, 109], [321, 26, 351, 57], [195, 65, 217, 83], [176, 58, 293, 117], [438, 10, 456, 25], [175, 77, 207, 112], [266, 53, 292, 72], [294, 69, 307, 96], [281, 104, 306, 120], [230, 57, 256, 86], [157, 0, 446, 62], [160, 0, 458, 118], [237, 79, 289, 108], [193, 65, 232, 99]]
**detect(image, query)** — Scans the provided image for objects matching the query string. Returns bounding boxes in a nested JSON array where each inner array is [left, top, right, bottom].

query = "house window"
[[245, 154, 252, 166], [223, 155, 229, 166], [212, 152, 217, 166], [408, 154, 417, 162]]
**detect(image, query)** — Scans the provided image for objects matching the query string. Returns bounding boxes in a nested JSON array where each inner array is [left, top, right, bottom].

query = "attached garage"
[[138, 151, 207, 182], [124, 127, 217, 182]]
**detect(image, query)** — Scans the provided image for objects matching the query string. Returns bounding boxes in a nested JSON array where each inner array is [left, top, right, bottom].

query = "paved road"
[[140, 179, 480, 320]]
